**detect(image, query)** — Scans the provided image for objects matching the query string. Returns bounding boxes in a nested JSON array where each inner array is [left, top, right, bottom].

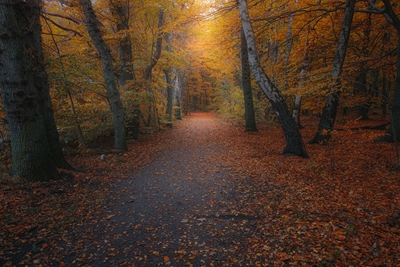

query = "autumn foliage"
[[1, 0, 400, 265]]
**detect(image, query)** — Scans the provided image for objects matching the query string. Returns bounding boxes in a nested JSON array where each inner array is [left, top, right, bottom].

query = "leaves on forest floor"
[[1, 113, 399, 266]]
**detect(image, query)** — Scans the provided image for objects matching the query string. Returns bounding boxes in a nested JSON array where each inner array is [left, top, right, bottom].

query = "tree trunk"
[[0, 0, 63, 181], [164, 69, 174, 120], [80, 0, 127, 151], [110, 0, 140, 139], [308, 0, 356, 144], [164, 32, 174, 121], [143, 10, 164, 81], [356, 67, 370, 120], [292, 95, 303, 127], [142, 9, 164, 132], [238, 0, 307, 157], [292, 27, 310, 129], [382, 73, 389, 117], [240, 28, 258, 132]]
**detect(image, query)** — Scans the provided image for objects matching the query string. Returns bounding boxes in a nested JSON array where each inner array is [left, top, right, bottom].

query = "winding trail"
[[70, 113, 258, 266]]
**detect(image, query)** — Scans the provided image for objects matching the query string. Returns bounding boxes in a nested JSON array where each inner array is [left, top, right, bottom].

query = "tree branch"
[[41, 15, 83, 37], [42, 10, 81, 24]]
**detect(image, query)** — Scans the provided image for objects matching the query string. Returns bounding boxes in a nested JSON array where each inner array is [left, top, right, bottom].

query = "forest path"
[[71, 113, 258, 266]]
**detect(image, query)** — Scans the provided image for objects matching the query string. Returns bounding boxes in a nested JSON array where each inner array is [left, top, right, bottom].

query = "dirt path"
[[67, 113, 258, 266]]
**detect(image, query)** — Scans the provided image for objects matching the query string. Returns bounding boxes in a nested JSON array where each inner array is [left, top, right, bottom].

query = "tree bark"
[[240, 28, 258, 132], [308, 0, 356, 144], [356, 67, 370, 120], [142, 9, 164, 132], [110, 0, 140, 139], [0, 0, 63, 181], [143, 10, 164, 81], [164, 32, 174, 121], [238, 0, 308, 157], [164, 69, 174, 120], [80, 0, 127, 151]]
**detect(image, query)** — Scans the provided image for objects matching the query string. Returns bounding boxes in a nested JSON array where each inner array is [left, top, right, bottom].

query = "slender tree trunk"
[[382, 73, 389, 117], [240, 28, 258, 132], [0, 0, 65, 181], [164, 32, 174, 121], [356, 67, 370, 120], [309, 0, 356, 144], [110, 0, 140, 139], [292, 27, 310, 129], [238, 0, 308, 157], [164, 69, 174, 120], [143, 10, 164, 81], [80, 0, 127, 151], [142, 9, 164, 132]]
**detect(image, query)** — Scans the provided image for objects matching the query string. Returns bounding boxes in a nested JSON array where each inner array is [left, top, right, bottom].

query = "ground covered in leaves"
[[1, 113, 399, 266]]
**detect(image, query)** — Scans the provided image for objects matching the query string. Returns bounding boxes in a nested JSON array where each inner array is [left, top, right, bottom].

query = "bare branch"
[[368, 0, 393, 25], [42, 10, 81, 24], [41, 15, 83, 37]]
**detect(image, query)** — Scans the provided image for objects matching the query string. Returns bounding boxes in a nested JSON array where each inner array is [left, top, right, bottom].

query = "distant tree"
[[0, 0, 71, 181], [375, 0, 400, 143]]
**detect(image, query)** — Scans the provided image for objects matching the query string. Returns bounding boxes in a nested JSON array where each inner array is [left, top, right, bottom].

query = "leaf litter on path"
[[1, 112, 399, 266]]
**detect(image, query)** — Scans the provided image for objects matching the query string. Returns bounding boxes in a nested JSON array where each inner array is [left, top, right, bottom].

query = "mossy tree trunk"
[[0, 0, 70, 181]]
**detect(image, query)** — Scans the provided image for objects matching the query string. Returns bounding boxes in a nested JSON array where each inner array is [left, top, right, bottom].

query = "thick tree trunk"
[[240, 28, 258, 132], [33, 9, 73, 169], [238, 0, 308, 157], [309, 0, 356, 144], [0, 0, 60, 181], [80, 0, 127, 151]]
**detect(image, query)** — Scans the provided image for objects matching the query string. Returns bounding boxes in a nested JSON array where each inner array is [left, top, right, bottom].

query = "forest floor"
[[1, 112, 400, 266]]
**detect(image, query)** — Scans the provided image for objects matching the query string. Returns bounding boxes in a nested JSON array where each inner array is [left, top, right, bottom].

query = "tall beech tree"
[[0, 0, 71, 181], [240, 28, 257, 132], [80, 0, 127, 151], [238, 0, 308, 157], [308, 0, 356, 144]]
